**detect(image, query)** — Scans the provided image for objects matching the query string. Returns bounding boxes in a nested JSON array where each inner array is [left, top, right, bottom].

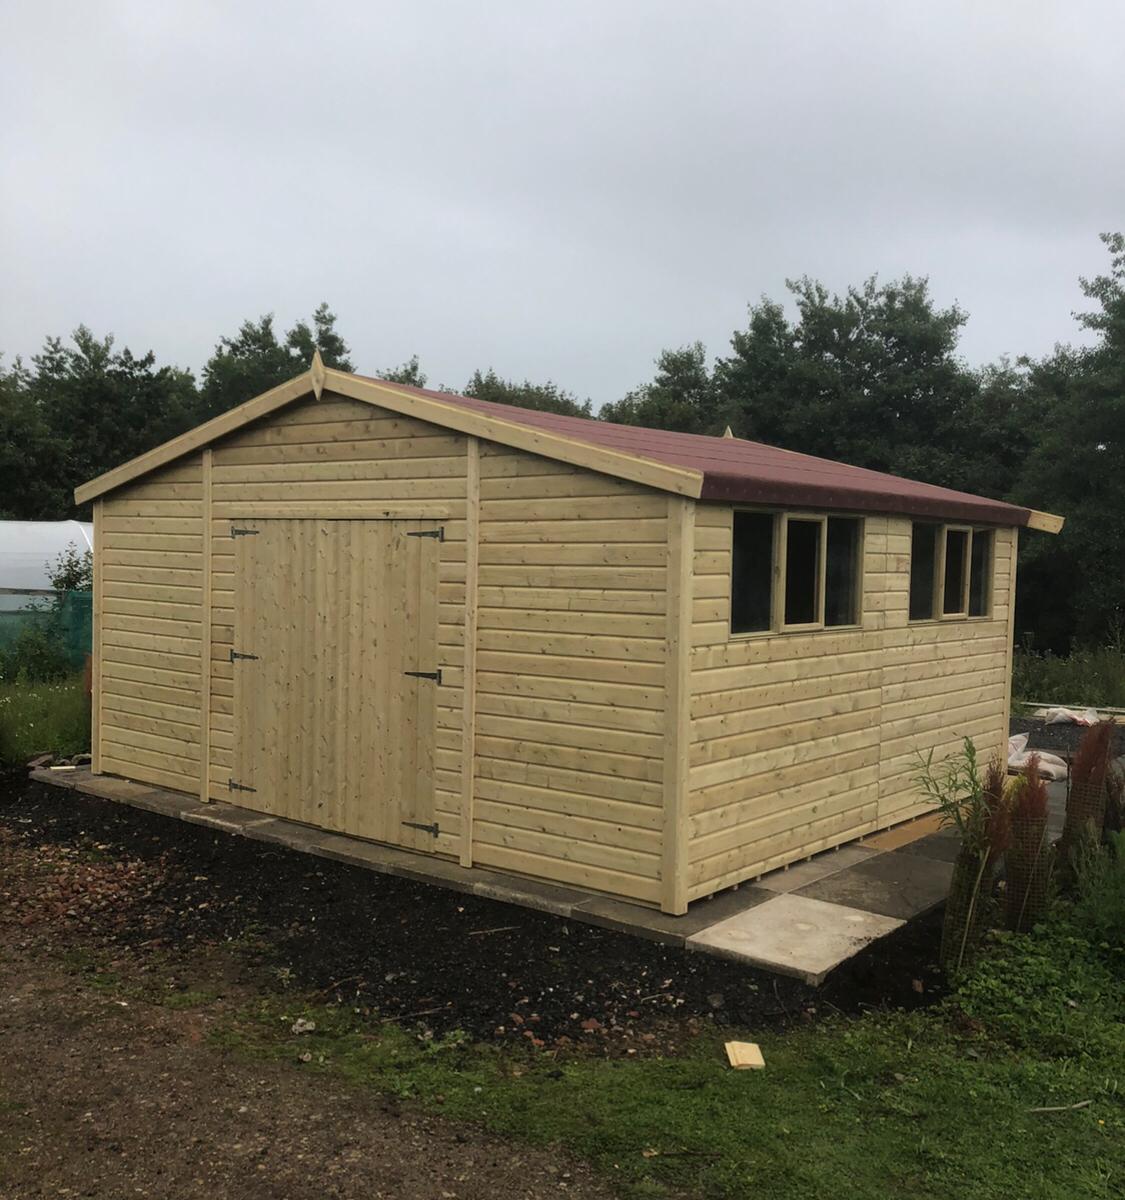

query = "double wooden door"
[[231, 518, 441, 851]]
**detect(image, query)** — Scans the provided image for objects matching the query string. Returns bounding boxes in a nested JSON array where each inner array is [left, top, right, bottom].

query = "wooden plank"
[[91, 499, 103, 774], [460, 437, 480, 868], [662, 497, 693, 914], [199, 446, 212, 801], [1025, 509, 1064, 534]]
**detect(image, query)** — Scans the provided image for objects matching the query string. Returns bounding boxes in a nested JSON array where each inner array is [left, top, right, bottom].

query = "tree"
[[463, 368, 592, 417], [601, 343, 719, 433], [28, 328, 199, 517], [1014, 233, 1125, 648], [379, 356, 428, 387], [714, 276, 982, 489], [0, 357, 70, 519], [199, 303, 352, 419]]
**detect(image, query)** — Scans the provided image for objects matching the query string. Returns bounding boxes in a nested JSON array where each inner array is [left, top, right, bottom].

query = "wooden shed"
[[75, 354, 1063, 915]]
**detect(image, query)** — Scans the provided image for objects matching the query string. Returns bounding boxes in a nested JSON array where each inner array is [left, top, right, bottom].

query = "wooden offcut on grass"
[[0, 674, 90, 765]]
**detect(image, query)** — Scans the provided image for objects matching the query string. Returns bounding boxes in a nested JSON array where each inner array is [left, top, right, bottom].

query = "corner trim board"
[[661, 495, 694, 915], [460, 437, 481, 868]]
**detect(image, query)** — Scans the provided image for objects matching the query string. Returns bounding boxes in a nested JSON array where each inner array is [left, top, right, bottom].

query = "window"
[[942, 528, 970, 616], [825, 516, 860, 627], [731, 511, 774, 633], [909, 523, 938, 620], [968, 529, 993, 616], [730, 510, 863, 635], [909, 522, 995, 621], [784, 518, 821, 626]]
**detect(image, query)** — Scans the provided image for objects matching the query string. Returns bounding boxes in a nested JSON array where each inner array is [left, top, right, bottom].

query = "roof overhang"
[[72, 354, 1063, 535]]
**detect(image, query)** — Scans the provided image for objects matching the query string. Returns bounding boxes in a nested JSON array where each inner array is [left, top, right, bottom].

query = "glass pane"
[[909, 523, 938, 620], [943, 529, 969, 614], [731, 512, 774, 633], [825, 517, 860, 626], [969, 530, 993, 616], [784, 519, 821, 625]]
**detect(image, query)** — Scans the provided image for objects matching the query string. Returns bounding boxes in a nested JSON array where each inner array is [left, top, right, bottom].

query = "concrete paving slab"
[[755, 844, 877, 893], [686, 893, 903, 985], [795, 850, 953, 920], [471, 873, 585, 917], [574, 886, 773, 945], [893, 830, 961, 864], [180, 804, 276, 833]]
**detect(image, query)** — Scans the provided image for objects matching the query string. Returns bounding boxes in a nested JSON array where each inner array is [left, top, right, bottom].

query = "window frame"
[[729, 507, 865, 639], [909, 521, 996, 624]]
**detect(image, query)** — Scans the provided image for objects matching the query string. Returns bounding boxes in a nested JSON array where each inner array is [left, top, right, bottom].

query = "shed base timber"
[[32, 767, 954, 985]]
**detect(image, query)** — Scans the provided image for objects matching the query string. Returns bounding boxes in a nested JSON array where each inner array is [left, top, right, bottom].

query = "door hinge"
[[230, 526, 260, 537], [407, 527, 445, 541], [405, 669, 442, 684], [230, 649, 260, 662], [228, 779, 257, 793], [402, 820, 439, 837]]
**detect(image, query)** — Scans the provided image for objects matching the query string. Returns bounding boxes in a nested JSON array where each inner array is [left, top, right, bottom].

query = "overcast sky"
[[1, 1, 1122, 406]]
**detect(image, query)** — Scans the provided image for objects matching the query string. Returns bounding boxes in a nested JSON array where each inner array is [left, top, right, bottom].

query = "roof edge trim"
[[1025, 509, 1065, 534]]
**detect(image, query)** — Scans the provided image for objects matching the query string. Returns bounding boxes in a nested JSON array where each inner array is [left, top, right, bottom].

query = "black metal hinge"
[[407, 527, 445, 541], [230, 649, 260, 662], [229, 779, 257, 793], [230, 526, 260, 537], [402, 820, 439, 837], [404, 669, 442, 684]]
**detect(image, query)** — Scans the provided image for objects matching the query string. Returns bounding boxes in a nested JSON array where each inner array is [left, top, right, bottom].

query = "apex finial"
[[310, 348, 326, 400], [723, 425, 734, 439]]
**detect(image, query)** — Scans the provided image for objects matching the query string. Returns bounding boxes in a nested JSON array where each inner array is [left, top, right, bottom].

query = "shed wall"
[[686, 508, 1014, 900], [473, 444, 670, 903], [94, 391, 674, 906], [99, 458, 206, 793]]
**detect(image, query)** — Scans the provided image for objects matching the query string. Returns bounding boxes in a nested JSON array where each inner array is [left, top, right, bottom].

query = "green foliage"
[[0, 617, 74, 684], [463, 368, 592, 417], [199, 303, 353, 420], [0, 675, 90, 763], [378, 355, 427, 387], [1011, 645, 1125, 708], [1015, 233, 1125, 648], [954, 914, 1123, 1059], [1072, 832, 1125, 950], [601, 343, 718, 432], [46, 544, 93, 592]]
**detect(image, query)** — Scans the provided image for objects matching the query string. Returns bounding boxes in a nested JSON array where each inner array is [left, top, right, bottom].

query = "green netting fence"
[[0, 590, 93, 681]]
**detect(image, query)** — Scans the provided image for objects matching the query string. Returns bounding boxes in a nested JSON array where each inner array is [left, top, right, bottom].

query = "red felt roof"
[[361, 376, 1032, 527]]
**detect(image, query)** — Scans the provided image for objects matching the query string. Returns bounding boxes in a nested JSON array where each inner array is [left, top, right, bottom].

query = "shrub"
[[1072, 830, 1125, 950], [0, 675, 91, 764], [1011, 645, 1125, 708]]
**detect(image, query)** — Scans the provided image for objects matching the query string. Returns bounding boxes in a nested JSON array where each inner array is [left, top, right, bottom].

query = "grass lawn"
[[213, 916, 1123, 1200], [0, 674, 90, 765]]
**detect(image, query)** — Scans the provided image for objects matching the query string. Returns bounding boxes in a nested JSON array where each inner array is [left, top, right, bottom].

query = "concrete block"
[[755, 844, 878, 893], [686, 893, 903, 984]]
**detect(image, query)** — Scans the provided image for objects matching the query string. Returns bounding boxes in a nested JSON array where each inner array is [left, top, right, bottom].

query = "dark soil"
[[0, 949, 613, 1200], [0, 773, 945, 1052]]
